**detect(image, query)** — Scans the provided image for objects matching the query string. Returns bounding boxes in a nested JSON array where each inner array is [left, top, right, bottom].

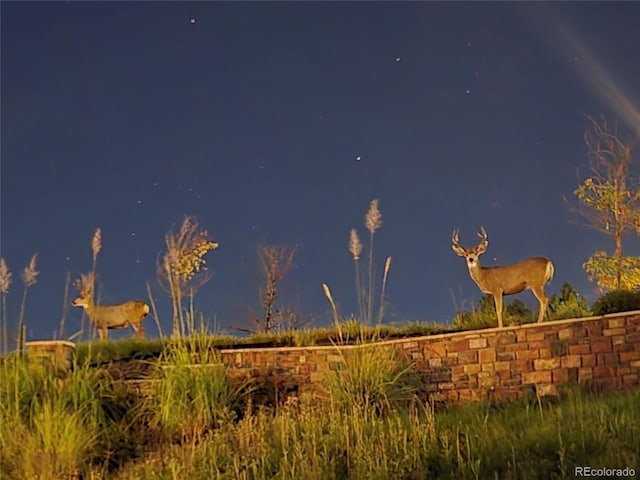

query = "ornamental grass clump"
[[146, 336, 253, 443], [324, 199, 392, 330], [323, 344, 420, 415], [0, 357, 108, 479]]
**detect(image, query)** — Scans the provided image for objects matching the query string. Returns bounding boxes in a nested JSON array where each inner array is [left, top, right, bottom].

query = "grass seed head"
[[365, 199, 382, 234], [349, 229, 363, 261], [0, 258, 11, 294], [92, 228, 102, 260], [322, 283, 333, 303], [21, 253, 39, 288], [383, 256, 392, 277]]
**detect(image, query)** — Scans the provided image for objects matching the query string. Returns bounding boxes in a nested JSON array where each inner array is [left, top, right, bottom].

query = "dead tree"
[[254, 245, 296, 333]]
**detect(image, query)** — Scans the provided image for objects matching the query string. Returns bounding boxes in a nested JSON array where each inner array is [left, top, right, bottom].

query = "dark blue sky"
[[2, 2, 639, 340]]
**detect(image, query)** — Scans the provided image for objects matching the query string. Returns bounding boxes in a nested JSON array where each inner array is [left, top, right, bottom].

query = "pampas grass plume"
[[21, 253, 39, 288], [0, 258, 11, 294]]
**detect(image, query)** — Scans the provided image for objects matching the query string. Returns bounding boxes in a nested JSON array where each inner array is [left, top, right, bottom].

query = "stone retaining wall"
[[219, 312, 640, 403], [25, 312, 640, 405]]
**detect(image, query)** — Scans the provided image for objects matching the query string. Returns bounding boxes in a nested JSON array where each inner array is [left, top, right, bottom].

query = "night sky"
[[2, 2, 640, 341]]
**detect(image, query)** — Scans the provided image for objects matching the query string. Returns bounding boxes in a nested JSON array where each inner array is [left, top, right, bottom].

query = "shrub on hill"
[[591, 289, 640, 315]]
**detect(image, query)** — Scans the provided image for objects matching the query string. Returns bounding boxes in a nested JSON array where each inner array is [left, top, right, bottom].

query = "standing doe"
[[452, 227, 554, 328], [72, 272, 149, 341]]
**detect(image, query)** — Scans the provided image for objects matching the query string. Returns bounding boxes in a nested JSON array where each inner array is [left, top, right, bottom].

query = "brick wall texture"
[[219, 312, 640, 404]]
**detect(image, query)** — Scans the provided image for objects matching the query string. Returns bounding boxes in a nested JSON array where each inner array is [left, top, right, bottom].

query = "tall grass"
[[324, 199, 392, 330], [238, 321, 457, 349], [0, 257, 11, 354], [1, 337, 638, 479], [17, 253, 39, 354], [348, 228, 364, 323], [0, 356, 107, 478], [112, 386, 640, 480], [58, 271, 72, 339], [74, 337, 165, 366], [322, 343, 421, 414], [1, 402, 97, 479], [112, 396, 442, 480], [145, 334, 254, 443], [364, 199, 382, 325], [89, 227, 102, 341]]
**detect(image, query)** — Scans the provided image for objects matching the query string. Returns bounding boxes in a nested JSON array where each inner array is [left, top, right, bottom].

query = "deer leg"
[[531, 287, 548, 323], [98, 326, 107, 342], [132, 323, 145, 338], [493, 293, 504, 328]]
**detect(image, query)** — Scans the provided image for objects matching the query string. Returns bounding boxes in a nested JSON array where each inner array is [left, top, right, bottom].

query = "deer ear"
[[452, 244, 466, 256]]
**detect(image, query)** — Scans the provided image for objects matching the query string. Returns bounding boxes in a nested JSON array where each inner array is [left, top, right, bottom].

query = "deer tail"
[[545, 261, 555, 284]]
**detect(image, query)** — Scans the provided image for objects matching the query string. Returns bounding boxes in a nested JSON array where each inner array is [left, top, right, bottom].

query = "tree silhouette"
[[567, 117, 640, 291]]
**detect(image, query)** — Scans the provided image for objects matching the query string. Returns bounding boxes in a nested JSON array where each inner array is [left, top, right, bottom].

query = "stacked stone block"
[[219, 312, 640, 404]]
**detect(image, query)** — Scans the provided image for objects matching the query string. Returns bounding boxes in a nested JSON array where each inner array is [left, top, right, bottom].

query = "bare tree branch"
[[255, 244, 296, 333]]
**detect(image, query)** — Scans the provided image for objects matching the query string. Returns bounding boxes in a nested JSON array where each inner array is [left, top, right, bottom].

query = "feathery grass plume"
[[365, 199, 382, 234], [18, 253, 39, 355], [349, 229, 365, 321], [91, 228, 102, 266], [322, 283, 342, 343], [365, 199, 382, 324], [349, 229, 362, 261], [21, 254, 39, 288], [376, 256, 392, 325], [0, 258, 11, 353], [0, 258, 11, 295]]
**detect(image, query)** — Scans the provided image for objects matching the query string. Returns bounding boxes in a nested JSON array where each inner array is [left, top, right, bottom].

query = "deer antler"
[[452, 229, 467, 256], [474, 227, 488, 254], [75, 272, 96, 294], [453, 227, 489, 256]]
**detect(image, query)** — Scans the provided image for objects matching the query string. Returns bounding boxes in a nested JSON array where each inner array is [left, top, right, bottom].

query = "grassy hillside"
[[1, 337, 638, 479]]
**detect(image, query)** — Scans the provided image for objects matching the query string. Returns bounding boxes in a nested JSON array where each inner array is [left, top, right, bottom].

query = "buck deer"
[[72, 273, 150, 341], [452, 227, 554, 328]]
